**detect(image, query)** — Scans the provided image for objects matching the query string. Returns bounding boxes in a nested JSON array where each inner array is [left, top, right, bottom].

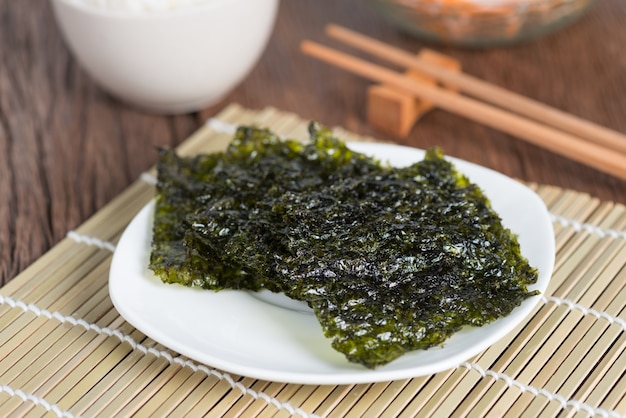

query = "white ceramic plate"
[[109, 143, 554, 385]]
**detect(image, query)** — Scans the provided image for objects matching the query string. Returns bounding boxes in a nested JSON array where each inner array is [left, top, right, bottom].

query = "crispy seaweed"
[[150, 123, 538, 368]]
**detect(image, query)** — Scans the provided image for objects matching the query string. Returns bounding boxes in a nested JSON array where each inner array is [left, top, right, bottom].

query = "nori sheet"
[[149, 123, 538, 368]]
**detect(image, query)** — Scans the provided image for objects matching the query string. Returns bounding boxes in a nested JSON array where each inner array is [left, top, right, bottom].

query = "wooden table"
[[1, 0, 625, 286]]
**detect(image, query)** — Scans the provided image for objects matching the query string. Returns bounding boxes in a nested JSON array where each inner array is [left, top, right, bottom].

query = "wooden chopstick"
[[325, 24, 626, 155], [300, 40, 626, 182]]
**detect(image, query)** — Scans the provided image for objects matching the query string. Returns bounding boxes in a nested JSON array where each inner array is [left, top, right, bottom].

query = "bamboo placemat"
[[1, 104, 625, 418]]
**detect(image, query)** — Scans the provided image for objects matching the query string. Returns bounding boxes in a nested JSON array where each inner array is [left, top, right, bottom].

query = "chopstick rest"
[[367, 49, 461, 137]]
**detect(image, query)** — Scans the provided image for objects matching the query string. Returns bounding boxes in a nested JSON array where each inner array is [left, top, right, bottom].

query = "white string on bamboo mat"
[[66, 231, 116, 252], [139, 172, 157, 185], [0, 384, 77, 418], [0, 293, 317, 418], [457, 362, 624, 418], [551, 214, 626, 240], [542, 295, 626, 330]]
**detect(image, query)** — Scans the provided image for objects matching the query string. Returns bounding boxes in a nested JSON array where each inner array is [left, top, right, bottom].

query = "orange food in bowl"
[[369, 0, 596, 46]]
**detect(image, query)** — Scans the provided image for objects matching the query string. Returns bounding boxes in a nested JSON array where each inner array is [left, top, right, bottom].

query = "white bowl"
[[51, 0, 279, 113]]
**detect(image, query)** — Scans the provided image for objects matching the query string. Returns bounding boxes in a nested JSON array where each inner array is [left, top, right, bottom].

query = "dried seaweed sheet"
[[150, 123, 538, 368]]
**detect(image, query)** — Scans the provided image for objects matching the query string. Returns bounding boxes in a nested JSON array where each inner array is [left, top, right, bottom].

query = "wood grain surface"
[[1, 0, 625, 285]]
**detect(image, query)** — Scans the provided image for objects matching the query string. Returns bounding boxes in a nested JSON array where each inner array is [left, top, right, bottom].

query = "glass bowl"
[[367, 0, 596, 47]]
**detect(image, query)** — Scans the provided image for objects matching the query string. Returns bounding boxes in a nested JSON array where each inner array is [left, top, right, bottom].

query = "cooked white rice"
[[65, 0, 214, 13]]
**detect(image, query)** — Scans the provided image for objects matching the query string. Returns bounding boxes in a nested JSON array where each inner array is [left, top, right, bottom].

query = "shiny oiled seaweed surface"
[[150, 123, 538, 368]]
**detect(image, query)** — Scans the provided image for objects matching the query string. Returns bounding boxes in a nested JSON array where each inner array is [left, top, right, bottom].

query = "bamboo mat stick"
[[552, 230, 599, 279], [113, 361, 185, 417], [579, 241, 626, 308], [96, 357, 172, 417], [0, 318, 123, 415], [211, 377, 262, 416], [394, 373, 452, 415], [533, 185, 565, 210], [588, 333, 626, 409], [273, 385, 318, 418], [301, 41, 626, 182], [216, 379, 273, 418], [145, 368, 206, 417], [121, 377, 179, 417], [0, 242, 81, 299], [4, 244, 107, 303], [448, 315, 542, 416], [485, 314, 573, 415], [236, 381, 290, 417], [561, 237, 621, 300], [558, 320, 624, 399], [494, 304, 552, 367], [41, 255, 111, 313], [307, 384, 355, 417], [463, 323, 541, 414], [323, 383, 374, 416], [549, 330, 626, 417], [195, 379, 256, 417], [423, 368, 477, 415], [600, 204, 626, 230], [72, 179, 153, 240], [550, 193, 596, 252], [48, 320, 138, 406], [566, 193, 603, 221], [552, 235, 609, 297], [525, 317, 607, 410], [0, 321, 70, 378], [292, 385, 338, 417], [354, 379, 411, 416], [76, 347, 165, 415], [462, 314, 550, 415], [167, 375, 226, 416], [0, 270, 110, 384], [251, 383, 301, 417], [376, 378, 429, 417], [325, 24, 626, 155], [346, 381, 404, 417], [74, 285, 111, 323]]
